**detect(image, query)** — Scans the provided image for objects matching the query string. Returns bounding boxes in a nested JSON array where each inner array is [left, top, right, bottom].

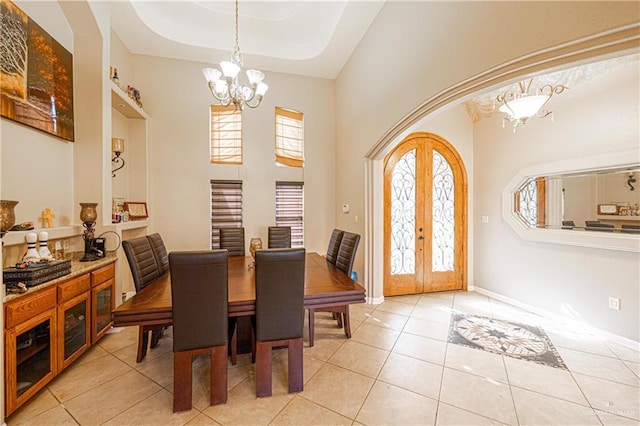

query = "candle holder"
[[248, 237, 262, 269], [80, 202, 99, 262], [0, 200, 18, 239]]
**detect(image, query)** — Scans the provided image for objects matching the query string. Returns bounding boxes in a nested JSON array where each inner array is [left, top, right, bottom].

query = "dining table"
[[112, 252, 366, 334]]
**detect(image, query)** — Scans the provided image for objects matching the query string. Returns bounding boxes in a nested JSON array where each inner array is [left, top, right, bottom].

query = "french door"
[[383, 132, 467, 296]]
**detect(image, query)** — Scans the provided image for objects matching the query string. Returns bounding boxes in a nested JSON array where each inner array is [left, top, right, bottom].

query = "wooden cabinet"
[[4, 286, 57, 415], [91, 263, 115, 343], [4, 259, 116, 416]]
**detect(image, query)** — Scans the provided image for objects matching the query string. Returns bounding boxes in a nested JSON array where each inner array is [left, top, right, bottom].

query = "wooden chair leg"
[[308, 308, 315, 347], [288, 338, 303, 393], [343, 306, 351, 338], [230, 322, 238, 365], [173, 351, 193, 412], [150, 328, 162, 348], [137, 327, 149, 363], [335, 311, 343, 328], [255, 342, 272, 397], [210, 346, 228, 405]]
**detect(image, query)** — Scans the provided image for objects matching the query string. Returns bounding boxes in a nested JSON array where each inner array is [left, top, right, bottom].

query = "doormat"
[[448, 313, 567, 369]]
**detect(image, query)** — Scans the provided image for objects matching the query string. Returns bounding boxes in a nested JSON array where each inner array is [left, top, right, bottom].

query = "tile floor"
[[6, 291, 640, 425]]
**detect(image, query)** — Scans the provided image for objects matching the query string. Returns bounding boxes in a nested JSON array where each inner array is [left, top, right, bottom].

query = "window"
[[276, 181, 304, 247], [275, 107, 304, 167], [210, 180, 243, 249], [210, 105, 242, 164]]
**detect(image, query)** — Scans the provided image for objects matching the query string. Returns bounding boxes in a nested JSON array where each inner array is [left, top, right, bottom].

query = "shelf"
[[110, 81, 148, 119], [16, 342, 48, 366], [2, 226, 83, 247], [115, 220, 149, 231], [597, 215, 640, 222]]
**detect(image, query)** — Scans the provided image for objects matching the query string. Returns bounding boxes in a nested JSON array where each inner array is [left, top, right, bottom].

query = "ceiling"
[[110, 0, 386, 79], [110, 2, 637, 123]]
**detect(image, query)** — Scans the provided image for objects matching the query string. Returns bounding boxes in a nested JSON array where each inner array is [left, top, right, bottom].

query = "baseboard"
[[473, 286, 640, 352]]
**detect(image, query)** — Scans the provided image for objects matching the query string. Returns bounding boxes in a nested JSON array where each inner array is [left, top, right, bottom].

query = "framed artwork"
[[0, 0, 74, 141], [124, 202, 148, 219]]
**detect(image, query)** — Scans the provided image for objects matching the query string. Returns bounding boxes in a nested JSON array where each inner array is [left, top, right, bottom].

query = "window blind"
[[211, 105, 242, 164], [275, 107, 304, 167], [276, 181, 304, 247], [211, 180, 243, 249]]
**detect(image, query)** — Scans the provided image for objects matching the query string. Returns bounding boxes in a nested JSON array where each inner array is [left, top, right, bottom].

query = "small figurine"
[[41, 208, 55, 228], [38, 231, 54, 261], [22, 232, 41, 263]]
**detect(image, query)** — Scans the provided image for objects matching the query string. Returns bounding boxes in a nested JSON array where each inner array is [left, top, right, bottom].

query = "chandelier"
[[202, 0, 268, 110], [495, 78, 567, 132]]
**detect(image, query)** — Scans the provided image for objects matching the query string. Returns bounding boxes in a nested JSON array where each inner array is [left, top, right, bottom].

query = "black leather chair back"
[[123, 237, 160, 292], [268, 226, 291, 248], [220, 227, 245, 256], [325, 229, 344, 264], [147, 233, 169, 274], [621, 224, 640, 234], [170, 250, 228, 352], [585, 221, 614, 232], [255, 248, 305, 342], [335, 232, 360, 277]]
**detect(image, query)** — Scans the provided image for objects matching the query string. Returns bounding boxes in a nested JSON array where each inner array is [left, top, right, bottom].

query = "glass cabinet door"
[[58, 292, 91, 371], [92, 278, 114, 343]]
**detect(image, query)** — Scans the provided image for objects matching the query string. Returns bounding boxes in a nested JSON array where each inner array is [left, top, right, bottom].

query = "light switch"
[[342, 204, 350, 213], [482, 215, 489, 223]]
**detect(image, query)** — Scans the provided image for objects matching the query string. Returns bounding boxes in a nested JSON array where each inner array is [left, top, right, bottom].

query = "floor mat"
[[448, 313, 567, 369]]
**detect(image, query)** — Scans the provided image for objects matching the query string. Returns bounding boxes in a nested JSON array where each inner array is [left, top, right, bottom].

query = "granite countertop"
[[3, 252, 117, 303]]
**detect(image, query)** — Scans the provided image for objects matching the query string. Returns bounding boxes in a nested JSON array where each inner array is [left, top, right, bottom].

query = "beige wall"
[[336, 1, 639, 340], [131, 55, 336, 254], [473, 60, 639, 341]]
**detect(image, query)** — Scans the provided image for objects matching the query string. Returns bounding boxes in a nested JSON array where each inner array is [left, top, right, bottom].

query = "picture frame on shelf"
[[597, 204, 618, 215], [124, 202, 148, 219]]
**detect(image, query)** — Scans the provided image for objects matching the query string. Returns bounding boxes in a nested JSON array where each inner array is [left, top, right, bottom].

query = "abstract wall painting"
[[0, 0, 74, 141]]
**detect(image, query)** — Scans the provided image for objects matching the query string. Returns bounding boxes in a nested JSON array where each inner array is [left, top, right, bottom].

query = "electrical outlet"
[[608, 297, 620, 311]]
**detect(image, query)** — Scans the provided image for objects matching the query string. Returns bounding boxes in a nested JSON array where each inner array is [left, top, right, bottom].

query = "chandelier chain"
[[234, 0, 239, 54]]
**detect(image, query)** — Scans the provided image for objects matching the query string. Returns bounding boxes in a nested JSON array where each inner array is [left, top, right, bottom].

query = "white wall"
[[131, 55, 336, 254], [1, 1, 74, 229], [474, 61, 640, 341]]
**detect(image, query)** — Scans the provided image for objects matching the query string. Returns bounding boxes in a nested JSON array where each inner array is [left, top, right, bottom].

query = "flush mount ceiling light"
[[495, 78, 567, 132], [202, 0, 268, 110]]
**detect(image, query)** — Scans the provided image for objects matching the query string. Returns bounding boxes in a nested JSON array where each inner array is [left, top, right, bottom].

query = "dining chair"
[[325, 228, 344, 264], [220, 227, 245, 256], [147, 233, 169, 275], [267, 226, 291, 248], [585, 221, 615, 232], [621, 224, 640, 234], [170, 250, 229, 412], [308, 231, 360, 347], [254, 248, 305, 397], [122, 237, 171, 362]]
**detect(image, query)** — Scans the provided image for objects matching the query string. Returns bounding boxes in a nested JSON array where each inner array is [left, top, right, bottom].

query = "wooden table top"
[[113, 252, 365, 327]]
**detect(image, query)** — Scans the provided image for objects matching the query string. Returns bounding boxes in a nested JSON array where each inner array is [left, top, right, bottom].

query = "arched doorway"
[[383, 132, 467, 296]]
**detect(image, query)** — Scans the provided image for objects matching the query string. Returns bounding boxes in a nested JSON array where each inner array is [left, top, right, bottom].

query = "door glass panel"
[[96, 287, 112, 333], [515, 178, 538, 227], [432, 150, 454, 271], [16, 319, 51, 397], [391, 149, 416, 274], [64, 300, 87, 359]]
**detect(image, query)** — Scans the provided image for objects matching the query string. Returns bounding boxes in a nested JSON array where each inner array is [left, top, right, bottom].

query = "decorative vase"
[[0, 200, 19, 237], [249, 237, 263, 259], [79, 203, 98, 224]]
